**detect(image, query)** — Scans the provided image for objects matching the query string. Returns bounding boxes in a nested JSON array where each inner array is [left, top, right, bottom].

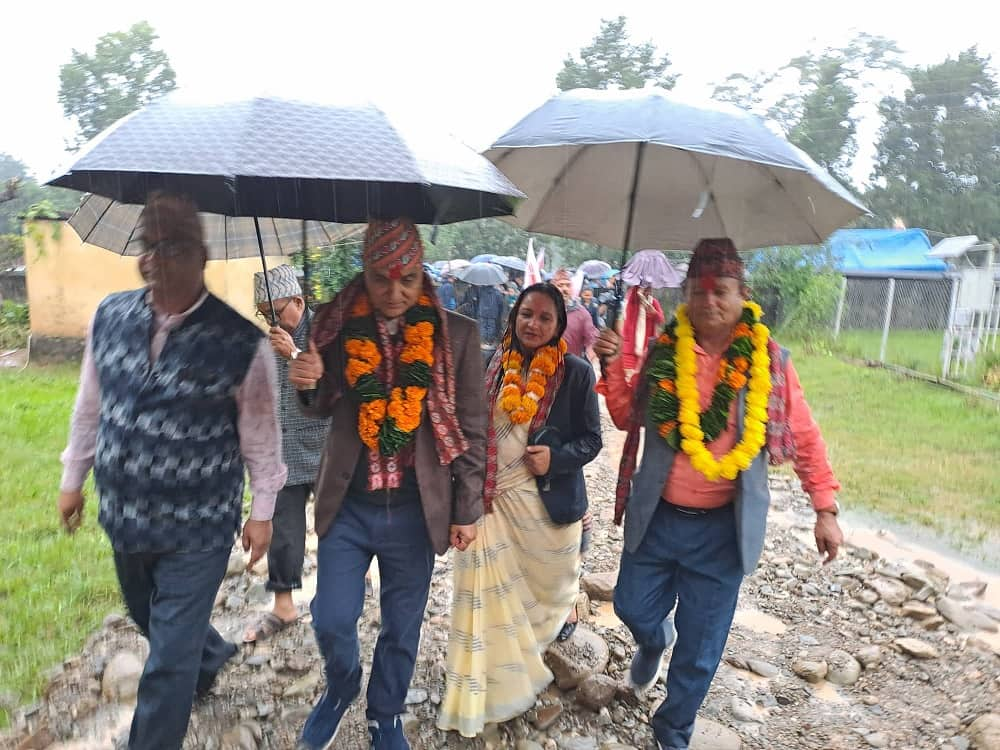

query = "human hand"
[[242, 519, 273, 570], [269, 326, 298, 360], [814, 512, 844, 564], [593, 328, 621, 361], [58, 490, 85, 534], [524, 445, 551, 476], [449, 523, 477, 551], [289, 341, 323, 390]]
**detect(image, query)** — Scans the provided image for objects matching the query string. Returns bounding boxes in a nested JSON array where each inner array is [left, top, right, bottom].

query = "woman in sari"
[[437, 283, 603, 738]]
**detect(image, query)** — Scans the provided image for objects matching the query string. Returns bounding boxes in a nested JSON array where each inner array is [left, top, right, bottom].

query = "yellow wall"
[[24, 220, 285, 338]]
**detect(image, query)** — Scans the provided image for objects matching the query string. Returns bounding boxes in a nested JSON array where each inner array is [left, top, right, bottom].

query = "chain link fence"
[[829, 273, 1000, 383]]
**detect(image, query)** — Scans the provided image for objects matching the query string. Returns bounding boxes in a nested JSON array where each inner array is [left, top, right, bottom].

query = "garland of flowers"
[[498, 336, 567, 424], [344, 293, 436, 456], [647, 301, 771, 481]]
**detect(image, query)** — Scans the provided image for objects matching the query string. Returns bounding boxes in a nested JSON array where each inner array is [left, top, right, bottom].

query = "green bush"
[[0, 301, 29, 349]]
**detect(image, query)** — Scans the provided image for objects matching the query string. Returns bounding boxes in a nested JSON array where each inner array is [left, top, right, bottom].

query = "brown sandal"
[[243, 612, 296, 643]]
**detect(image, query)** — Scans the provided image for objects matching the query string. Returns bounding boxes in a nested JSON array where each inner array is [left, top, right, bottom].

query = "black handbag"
[[527, 425, 582, 524]]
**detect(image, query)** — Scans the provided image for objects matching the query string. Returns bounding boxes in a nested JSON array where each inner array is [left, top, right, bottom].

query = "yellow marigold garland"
[[345, 293, 436, 455], [498, 337, 567, 424], [647, 301, 771, 481]]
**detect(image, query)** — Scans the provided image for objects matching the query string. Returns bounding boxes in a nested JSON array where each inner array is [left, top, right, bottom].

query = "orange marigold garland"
[[344, 293, 436, 456], [498, 336, 567, 424]]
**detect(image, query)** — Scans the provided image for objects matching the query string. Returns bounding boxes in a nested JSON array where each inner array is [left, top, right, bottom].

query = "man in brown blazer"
[[289, 219, 486, 750]]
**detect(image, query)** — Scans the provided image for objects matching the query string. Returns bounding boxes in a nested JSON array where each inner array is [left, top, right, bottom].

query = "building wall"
[[24, 220, 285, 342]]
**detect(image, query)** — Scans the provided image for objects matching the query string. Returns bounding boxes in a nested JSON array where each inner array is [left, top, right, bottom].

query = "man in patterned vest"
[[288, 219, 487, 750], [243, 265, 331, 643], [593, 239, 844, 750], [58, 192, 287, 750]]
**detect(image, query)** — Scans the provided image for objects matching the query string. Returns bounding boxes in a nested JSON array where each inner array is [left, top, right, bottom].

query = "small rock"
[[895, 637, 940, 659], [973, 603, 1000, 623], [792, 658, 828, 683], [864, 732, 890, 748], [826, 649, 862, 686], [746, 659, 779, 679], [405, 688, 428, 705], [225, 594, 243, 610], [798, 634, 820, 646], [533, 703, 564, 731], [901, 601, 937, 620], [581, 572, 618, 602], [482, 723, 502, 747], [283, 671, 321, 698], [865, 576, 911, 606], [855, 646, 882, 669], [576, 674, 617, 711], [951, 580, 988, 600], [793, 563, 814, 580], [968, 713, 1000, 750], [937, 597, 999, 632], [731, 697, 762, 723], [516, 742, 545, 750], [102, 613, 126, 629], [245, 654, 269, 667], [688, 718, 742, 750], [855, 589, 880, 605], [101, 650, 144, 703], [246, 582, 270, 605], [558, 738, 598, 750], [545, 626, 610, 690], [256, 702, 273, 718], [226, 549, 246, 577]]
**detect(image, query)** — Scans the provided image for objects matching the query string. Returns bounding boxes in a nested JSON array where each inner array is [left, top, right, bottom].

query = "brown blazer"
[[299, 311, 487, 555]]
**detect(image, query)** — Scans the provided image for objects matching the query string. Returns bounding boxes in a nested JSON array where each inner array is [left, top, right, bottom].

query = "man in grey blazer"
[[288, 219, 486, 750], [594, 238, 844, 750]]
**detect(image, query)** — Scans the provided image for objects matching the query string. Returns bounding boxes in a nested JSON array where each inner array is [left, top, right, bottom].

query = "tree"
[[58, 21, 176, 149], [0, 153, 80, 266], [866, 47, 1000, 240], [556, 16, 678, 92], [713, 34, 903, 187]]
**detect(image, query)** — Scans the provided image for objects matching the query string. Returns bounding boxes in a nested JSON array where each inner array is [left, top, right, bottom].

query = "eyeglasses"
[[140, 238, 190, 259], [255, 300, 292, 323]]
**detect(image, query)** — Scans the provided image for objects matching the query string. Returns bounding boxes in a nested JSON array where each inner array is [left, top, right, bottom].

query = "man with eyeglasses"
[[57, 191, 287, 750], [243, 265, 331, 644]]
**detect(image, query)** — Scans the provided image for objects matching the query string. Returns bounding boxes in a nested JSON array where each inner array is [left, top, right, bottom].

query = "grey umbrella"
[[48, 92, 524, 315], [490, 256, 527, 272], [485, 87, 866, 253], [69, 193, 363, 258], [455, 262, 507, 286]]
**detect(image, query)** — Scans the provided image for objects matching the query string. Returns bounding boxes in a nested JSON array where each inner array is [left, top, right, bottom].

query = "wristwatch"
[[289, 347, 301, 361]]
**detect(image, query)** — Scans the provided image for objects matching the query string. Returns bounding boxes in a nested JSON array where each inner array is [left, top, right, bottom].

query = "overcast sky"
[[3, 0, 998, 191]]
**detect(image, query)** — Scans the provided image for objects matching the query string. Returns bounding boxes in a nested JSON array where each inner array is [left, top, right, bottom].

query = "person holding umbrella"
[[57, 192, 287, 750], [593, 239, 843, 750], [288, 218, 486, 750], [243, 265, 332, 643]]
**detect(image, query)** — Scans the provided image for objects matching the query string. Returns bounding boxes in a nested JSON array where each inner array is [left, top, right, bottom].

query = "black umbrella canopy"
[[48, 93, 524, 224]]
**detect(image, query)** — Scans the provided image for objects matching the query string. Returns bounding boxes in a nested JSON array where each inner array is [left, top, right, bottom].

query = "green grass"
[[789, 348, 1000, 554], [0, 364, 119, 727], [833, 329, 946, 376]]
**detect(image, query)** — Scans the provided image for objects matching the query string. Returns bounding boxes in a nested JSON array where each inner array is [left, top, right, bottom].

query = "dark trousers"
[[113, 547, 237, 750], [267, 483, 311, 592], [613, 502, 744, 750], [310, 495, 435, 720]]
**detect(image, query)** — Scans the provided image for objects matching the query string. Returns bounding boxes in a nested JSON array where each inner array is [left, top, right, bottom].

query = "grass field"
[[0, 364, 118, 727], [788, 348, 1000, 550], [832, 328, 945, 375]]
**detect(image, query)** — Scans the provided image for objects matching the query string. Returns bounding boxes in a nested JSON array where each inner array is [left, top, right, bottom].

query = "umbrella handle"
[[598, 277, 625, 378], [253, 217, 276, 323]]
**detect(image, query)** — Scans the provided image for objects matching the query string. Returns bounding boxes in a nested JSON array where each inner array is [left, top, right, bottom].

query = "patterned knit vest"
[[91, 290, 262, 553]]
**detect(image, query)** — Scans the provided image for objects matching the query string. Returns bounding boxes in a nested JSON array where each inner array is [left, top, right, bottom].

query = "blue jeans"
[[613, 502, 743, 750], [311, 496, 435, 721], [113, 547, 237, 750]]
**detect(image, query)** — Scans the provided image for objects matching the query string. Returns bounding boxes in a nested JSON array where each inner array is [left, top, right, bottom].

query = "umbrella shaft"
[[254, 216, 276, 322]]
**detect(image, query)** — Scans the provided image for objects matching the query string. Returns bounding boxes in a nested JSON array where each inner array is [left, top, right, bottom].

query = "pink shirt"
[[602, 345, 838, 511], [60, 291, 288, 521]]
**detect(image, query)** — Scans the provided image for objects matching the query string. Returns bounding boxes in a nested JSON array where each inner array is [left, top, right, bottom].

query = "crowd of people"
[[57, 192, 843, 750]]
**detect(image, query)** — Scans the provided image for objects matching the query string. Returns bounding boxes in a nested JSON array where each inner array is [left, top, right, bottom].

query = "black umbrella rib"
[[80, 197, 115, 251], [752, 161, 824, 245], [685, 150, 729, 242], [621, 141, 646, 255]]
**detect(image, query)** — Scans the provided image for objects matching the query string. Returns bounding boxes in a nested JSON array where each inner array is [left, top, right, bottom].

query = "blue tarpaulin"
[[827, 229, 947, 274]]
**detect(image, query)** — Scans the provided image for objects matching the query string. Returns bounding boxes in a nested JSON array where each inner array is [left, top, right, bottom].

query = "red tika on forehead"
[[699, 274, 717, 292]]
